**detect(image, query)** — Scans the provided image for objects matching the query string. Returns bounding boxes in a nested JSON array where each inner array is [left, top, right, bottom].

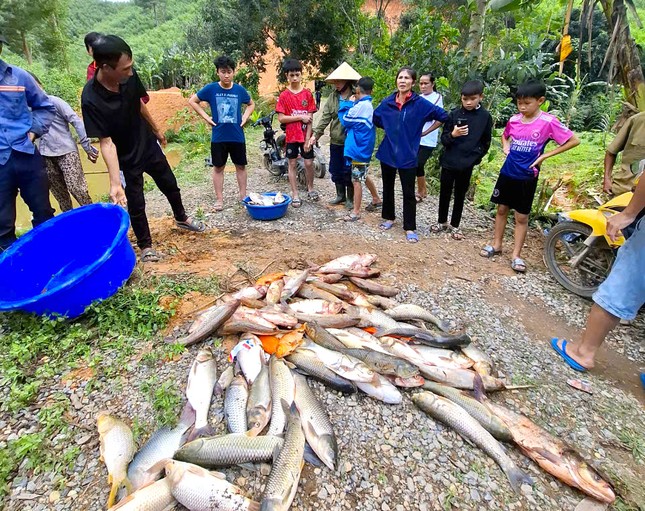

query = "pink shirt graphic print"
[[500, 112, 573, 180]]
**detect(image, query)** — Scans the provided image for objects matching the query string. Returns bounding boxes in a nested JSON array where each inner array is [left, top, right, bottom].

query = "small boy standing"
[[276, 58, 318, 208], [481, 80, 580, 272], [434, 80, 492, 240], [338, 77, 376, 222], [189, 55, 255, 211]]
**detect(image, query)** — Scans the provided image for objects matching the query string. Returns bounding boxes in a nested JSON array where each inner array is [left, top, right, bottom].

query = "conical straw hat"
[[325, 62, 362, 82]]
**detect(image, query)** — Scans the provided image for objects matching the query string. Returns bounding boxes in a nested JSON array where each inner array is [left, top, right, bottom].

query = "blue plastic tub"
[[0, 203, 136, 319], [243, 193, 292, 221]]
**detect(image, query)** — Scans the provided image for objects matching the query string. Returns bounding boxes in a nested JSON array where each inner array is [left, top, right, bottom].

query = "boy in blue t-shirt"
[[189, 55, 255, 211]]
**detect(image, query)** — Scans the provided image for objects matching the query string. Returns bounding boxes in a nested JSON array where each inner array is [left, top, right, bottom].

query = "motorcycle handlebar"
[[252, 111, 277, 127]]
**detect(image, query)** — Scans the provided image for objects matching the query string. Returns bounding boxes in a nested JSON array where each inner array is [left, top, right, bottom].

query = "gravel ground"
[[3, 139, 644, 510]]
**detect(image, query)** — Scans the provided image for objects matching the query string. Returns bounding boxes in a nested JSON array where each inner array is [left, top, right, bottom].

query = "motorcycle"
[[544, 190, 633, 298], [252, 111, 326, 188]]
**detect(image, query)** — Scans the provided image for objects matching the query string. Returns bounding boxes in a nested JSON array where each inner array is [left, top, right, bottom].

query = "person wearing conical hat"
[[311, 62, 382, 211]]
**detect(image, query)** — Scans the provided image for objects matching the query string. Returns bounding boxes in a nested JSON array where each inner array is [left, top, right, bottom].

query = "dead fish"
[[348, 277, 399, 297], [165, 460, 260, 511], [296, 283, 342, 303], [346, 291, 373, 308], [303, 322, 347, 351], [246, 363, 272, 436], [173, 300, 240, 346], [419, 365, 507, 391], [215, 366, 235, 396], [234, 334, 266, 384], [318, 253, 378, 273], [261, 402, 306, 511], [281, 269, 309, 302], [342, 348, 419, 379], [293, 373, 338, 471], [174, 434, 283, 468], [186, 348, 218, 440], [232, 285, 268, 301], [266, 279, 285, 305], [461, 344, 495, 376], [256, 307, 299, 328], [267, 357, 296, 436], [294, 312, 360, 328], [309, 273, 344, 284], [412, 346, 474, 370], [309, 280, 354, 301], [127, 404, 195, 491], [108, 477, 175, 511], [385, 374, 425, 388], [97, 412, 136, 508], [421, 381, 512, 441], [355, 374, 402, 404], [219, 319, 279, 335], [335, 267, 380, 278], [273, 192, 286, 204], [375, 325, 471, 349], [384, 304, 451, 332], [240, 297, 267, 309], [285, 350, 356, 394], [298, 340, 375, 383], [289, 299, 343, 315], [412, 392, 532, 493], [225, 375, 249, 434], [365, 294, 399, 310], [329, 327, 392, 355]]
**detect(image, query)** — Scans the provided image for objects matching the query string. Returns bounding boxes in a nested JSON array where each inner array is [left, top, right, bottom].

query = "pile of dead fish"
[[98, 254, 616, 510]]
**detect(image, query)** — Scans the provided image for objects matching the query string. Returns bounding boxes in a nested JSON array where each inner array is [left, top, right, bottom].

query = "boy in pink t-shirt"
[[276, 58, 318, 208], [481, 80, 580, 273]]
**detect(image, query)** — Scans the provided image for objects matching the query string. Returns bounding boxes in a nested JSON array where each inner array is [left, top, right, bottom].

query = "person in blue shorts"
[[551, 177, 645, 372]]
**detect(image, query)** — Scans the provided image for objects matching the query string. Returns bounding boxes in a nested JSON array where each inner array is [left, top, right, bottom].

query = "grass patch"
[[617, 429, 645, 465], [140, 377, 183, 428]]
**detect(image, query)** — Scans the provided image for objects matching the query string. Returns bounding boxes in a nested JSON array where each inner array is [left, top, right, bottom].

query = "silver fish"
[[303, 322, 347, 351], [260, 402, 306, 511], [293, 373, 337, 471], [385, 374, 425, 388], [266, 279, 285, 305], [355, 374, 402, 404], [375, 325, 471, 349], [418, 365, 508, 391], [174, 434, 283, 468], [174, 300, 240, 346], [348, 276, 399, 297], [365, 294, 399, 310], [247, 363, 272, 436], [461, 345, 495, 376], [328, 327, 392, 355], [317, 253, 378, 273], [412, 346, 474, 370], [294, 312, 360, 328], [108, 477, 176, 511], [342, 348, 419, 379], [236, 334, 266, 384], [165, 460, 260, 511], [186, 348, 217, 440], [281, 269, 309, 302], [296, 283, 342, 303], [215, 366, 235, 396], [384, 304, 451, 332], [298, 340, 375, 383], [353, 306, 400, 330], [97, 412, 136, 509], [267, 357, 295, 436], [285, 350, 356, 394], [412, 392, 531, 492], [127, 404, 195, 491], [225, 375, 249, 434]]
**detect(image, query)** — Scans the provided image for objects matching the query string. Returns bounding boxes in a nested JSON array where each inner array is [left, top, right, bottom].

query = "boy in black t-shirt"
[[81, 35, 204, 262], [433, 80, 493, 240]]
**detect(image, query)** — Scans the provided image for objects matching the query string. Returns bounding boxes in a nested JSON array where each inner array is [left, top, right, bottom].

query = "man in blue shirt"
[[188, 55, 254, 211], [0, 34, 56, 251]]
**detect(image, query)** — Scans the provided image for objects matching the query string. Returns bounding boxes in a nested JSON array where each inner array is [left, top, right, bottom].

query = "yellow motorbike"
[[544, 191, 633, 298]]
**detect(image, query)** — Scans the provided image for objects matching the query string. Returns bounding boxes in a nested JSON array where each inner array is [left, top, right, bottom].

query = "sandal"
[[511, 257, 526, 273], [430, 223, 448, 233], [307, 190, 320, 201], [406, 231, 419, 243], [343, 213, 361, 222], [292, 197, 302, 208], [365, 202, 382, 212], [450, 227, 464, 240], [140, 247, 161, 263], [176, 218, 206, 232], [480, 245, 501, 258], [214, 201, 223, 212], [379, 220, 395, 230]]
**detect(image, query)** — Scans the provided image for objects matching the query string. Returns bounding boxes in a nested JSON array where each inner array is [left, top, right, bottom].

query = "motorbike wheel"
[[296, 159, 307, 189], [263, 154, 274, 173], [544, 221, 615, 298], [314, 157, 327, 179]]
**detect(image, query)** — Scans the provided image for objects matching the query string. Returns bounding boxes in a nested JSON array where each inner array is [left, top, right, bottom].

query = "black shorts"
[[286, 142, 314, 160], [490, 173, 538, 215], [211, 142, 247, 167]]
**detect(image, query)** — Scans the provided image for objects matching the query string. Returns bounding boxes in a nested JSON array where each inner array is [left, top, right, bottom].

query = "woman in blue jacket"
[[373, 67, 449, 242]]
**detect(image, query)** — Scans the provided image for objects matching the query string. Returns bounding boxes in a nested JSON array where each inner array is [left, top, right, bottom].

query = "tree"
[[134, 0, 167, 26], [465, 0, 489, 58]]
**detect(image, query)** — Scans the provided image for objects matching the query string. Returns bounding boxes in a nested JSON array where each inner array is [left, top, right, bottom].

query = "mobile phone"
[[457, 117, 468, 127]]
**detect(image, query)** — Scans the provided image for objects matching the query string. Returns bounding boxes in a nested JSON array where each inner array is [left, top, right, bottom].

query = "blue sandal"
[[379, 220, 395, 230], [550, 338, 587, 372], [406, 231, 419, 243]]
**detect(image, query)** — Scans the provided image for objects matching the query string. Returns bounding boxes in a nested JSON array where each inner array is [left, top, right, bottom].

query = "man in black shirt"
[[81, 35, 204, 262]]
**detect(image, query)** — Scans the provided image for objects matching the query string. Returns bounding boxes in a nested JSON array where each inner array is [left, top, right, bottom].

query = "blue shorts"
[[593, 217, 645, 320]]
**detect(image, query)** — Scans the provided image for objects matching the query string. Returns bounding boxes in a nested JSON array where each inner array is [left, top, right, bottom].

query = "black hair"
[[419, 72, 435, 83], [84, 32, 104, 52], [396, 66, 417, 82], [461, 80, 484, 96], [27, 71, 43, 86], [357, 77, 374, 94], [282, 58, 302, 75], [214, 55, 236, 71], [516, 79, 546, 100], [92, 35, 132, 69]]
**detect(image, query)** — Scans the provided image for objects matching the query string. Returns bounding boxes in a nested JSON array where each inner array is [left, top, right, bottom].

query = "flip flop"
[[292, 198, 302, 208], [511, 257, 526, 273], [140, 247, 161, 263], [550, 338, 587, 372], [431, 223, 448, 233], [480, 245, 501, 258], [365, 202, 382, 212], [343, 213, 361, 222], [307, 190, 320, 201], [379, 220, 395, 230], [176, 218, 206, 232], [406, 232, 419, 243], [450, 227, 464, 240]]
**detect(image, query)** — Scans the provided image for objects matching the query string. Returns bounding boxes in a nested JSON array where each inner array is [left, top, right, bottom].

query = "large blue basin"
[[0, 203, 136, 319]]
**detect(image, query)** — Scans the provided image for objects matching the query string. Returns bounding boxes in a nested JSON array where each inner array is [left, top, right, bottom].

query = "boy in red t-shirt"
[[276, 59, 318, 207]]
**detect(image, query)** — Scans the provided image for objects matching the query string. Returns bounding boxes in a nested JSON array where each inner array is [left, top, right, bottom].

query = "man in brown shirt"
[[604, 111, 645, 194]]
